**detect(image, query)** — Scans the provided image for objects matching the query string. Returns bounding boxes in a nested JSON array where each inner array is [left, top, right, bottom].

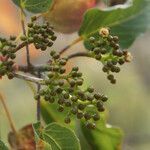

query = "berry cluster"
[[0, 37, 17, 79], [20, 16, 57, 51], [35, 50, 108, 129], [88, 28, 132, 84]]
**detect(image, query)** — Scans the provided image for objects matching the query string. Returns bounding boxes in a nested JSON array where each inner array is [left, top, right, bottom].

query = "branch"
[[0, 93, 17, 134], [18, 65, 50, 73], [67, 52, 90, 60], [20, 9, 31, 67], [14, 73, 44, 84], [60, 37, 83, 55], [36, 72, 41, 122], [15, 41, 30, 52]]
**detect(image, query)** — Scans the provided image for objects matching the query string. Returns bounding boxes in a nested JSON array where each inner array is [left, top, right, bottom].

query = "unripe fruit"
[[43, 0, 96, 33], [93, 113, 100, 121], [64, 117, 71, 124]]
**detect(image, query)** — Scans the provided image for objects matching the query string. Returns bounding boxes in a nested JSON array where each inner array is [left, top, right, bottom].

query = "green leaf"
[[0, 140, 9, 150], [79, 0, 150, 49], [80, 114, 123, 150], [12, 0, 53, 13], [33, 122, 81, 150], [33, 122, 52, 150]]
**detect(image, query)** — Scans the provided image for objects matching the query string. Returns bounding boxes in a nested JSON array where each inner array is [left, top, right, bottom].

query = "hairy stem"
[[20, 9, 32, 67], [60, 37, 83, 55], [0, 93, 17, 134], [37, 72, 41, 122], [14, 73, 44, 84]]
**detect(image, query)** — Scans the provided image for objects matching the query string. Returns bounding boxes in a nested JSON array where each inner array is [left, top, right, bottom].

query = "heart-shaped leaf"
[[79, 0, 150, 49], [33, 122, 81, 150], [12, 0, 53, 13]]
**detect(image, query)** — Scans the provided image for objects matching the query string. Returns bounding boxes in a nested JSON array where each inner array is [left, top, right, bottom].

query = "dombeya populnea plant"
[[0, 0, 149, 149]]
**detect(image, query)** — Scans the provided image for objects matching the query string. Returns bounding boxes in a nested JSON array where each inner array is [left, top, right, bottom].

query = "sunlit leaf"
[[79, 0, 150, 49]]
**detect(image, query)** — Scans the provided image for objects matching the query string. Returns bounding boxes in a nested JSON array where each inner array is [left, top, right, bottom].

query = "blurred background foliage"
[[0, 0, 150, 150]]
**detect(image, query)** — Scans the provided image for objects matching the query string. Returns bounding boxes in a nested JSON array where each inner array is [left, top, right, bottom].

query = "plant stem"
[[20, 8, 32, 68], [68, 52, 90, 60], [37, 72, 41, 122], [0, 93, 17, 134], [18, 65, 50, 72], [14, 73, 44, 84], [60, 37, 83, 55]]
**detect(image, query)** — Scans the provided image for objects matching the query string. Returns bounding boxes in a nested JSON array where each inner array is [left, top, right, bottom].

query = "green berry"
[[77, 112, 84, 119], [71, 96, 78, 102], [57, 106, 64, 112], [69, 79, 76, 87], [31, 16, 37, 22], [93, 114, 100, 121], [51, 36, 57, 41], [72, 66, 79, 72], [101, 95, 108, 102], [71, 107, 78, 114], [87, 94, 94, 101], [50, 50, 56, 56], [78, 104, 86, 110], [53, 54, 60, 59], [10, 36, 16, 41], [94, 47, 101, 55], [28, 23, 33, 28], [63, 92, 70, 99], [65, 100, 72, 107], [84, 113, 91, 120], [86, 122, 96, 129], [102, 66, 109, 72], [97, 105, 105, 112], [20, 36, 27, 41], [107, 74, 114, 80], [76, 79, 83, 86], [59, 59, 66, 66], [101, 48, 107, 54], [118, 58, 125, 65], [94, 93, 101, 100], [48, 42, 53, 47], [87, 87, 94, 93], [59, 68, 66, 74], [58, 98, 65, 105], [113, 36, 119, 42], [64, 117, 71, 124], [9, 53, 16, 59], [34, 94, 40, 100], [95, 54, 102, 60], [7, 73, 14, 79], [111, 79, 116, 84]]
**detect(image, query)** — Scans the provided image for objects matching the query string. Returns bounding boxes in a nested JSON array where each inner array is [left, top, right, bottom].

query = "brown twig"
[[0, 93, 17, 134], [67, 52, 90, 60], [18, 65, 49, 73]]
